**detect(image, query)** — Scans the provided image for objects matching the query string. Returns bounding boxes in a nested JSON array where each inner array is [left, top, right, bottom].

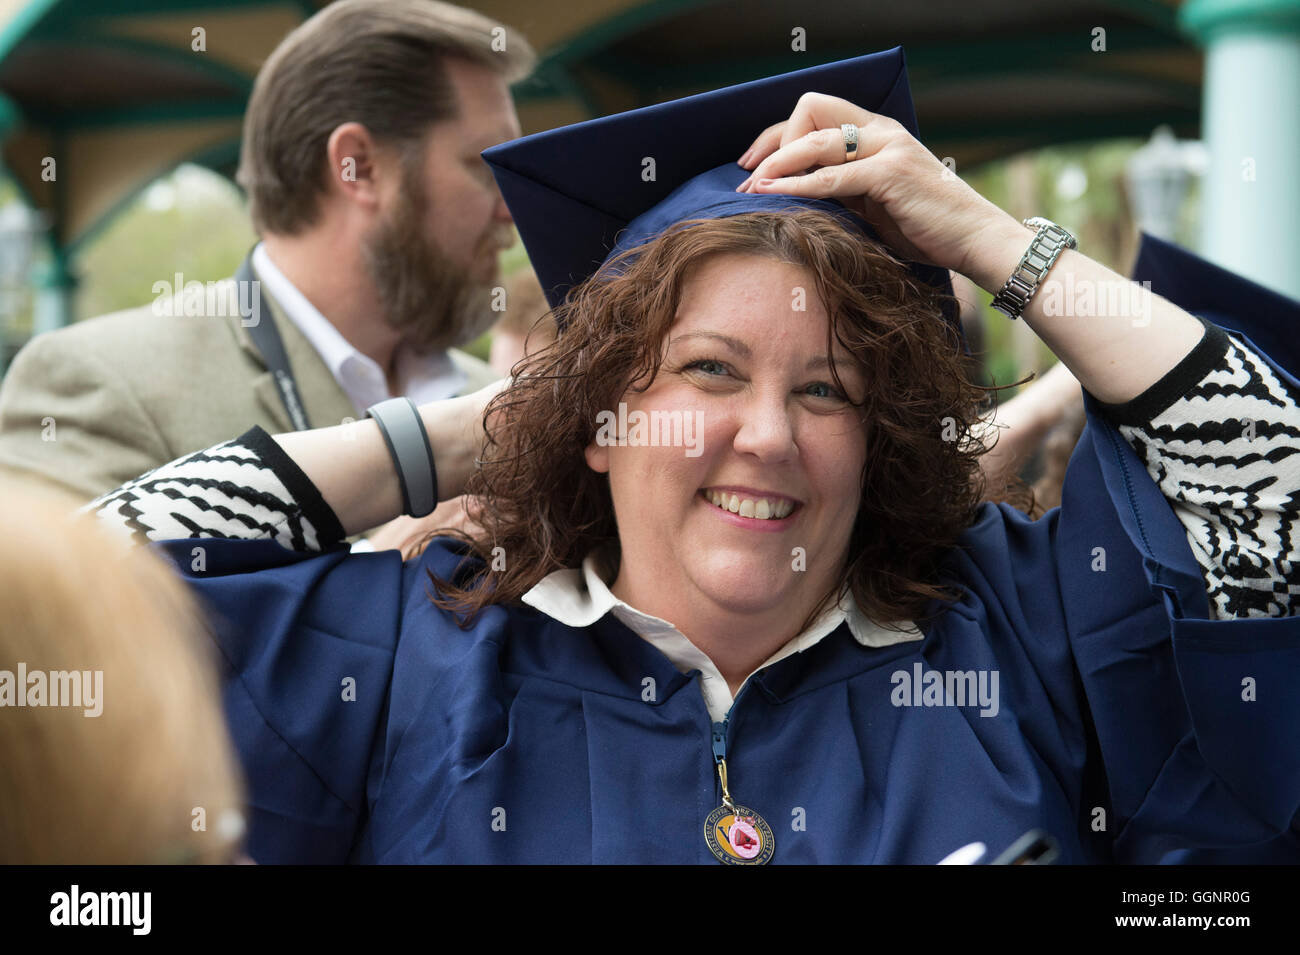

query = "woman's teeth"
[[704, 489, 795, 520]]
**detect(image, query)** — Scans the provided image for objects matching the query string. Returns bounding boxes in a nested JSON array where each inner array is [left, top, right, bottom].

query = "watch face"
[[1026, 217, 1076, 249]]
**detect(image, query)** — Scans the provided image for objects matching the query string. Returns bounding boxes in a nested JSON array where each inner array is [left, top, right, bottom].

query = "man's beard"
[[361, 172, 502, 355]]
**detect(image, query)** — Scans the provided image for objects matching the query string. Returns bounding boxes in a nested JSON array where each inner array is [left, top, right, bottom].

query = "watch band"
[[990, 217, 1078, 321], [365, 397, 438, 518]]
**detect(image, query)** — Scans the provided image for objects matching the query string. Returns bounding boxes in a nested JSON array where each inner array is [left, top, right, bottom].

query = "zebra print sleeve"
[[83, 426, 346, 552], [1096, 317, 1300, 619]]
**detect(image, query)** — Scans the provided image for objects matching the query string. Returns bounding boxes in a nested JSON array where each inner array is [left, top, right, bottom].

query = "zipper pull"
[[702, 713, 774, 863], [711, 720, 738, 814]]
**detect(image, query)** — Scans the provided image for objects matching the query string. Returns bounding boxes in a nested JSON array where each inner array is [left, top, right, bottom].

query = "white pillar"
[[1181, 0, 1300, 299]]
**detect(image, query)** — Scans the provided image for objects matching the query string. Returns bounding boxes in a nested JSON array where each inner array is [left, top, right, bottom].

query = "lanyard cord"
[[235, 255, 313, 432]]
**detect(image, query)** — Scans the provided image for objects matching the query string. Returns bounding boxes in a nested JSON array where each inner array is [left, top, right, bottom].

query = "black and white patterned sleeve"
[[1095, 317, 1300, 619], [82, 425, 346, 552]]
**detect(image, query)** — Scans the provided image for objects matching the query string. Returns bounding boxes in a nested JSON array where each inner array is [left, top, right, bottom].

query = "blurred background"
[[0, 0, 1295, 402]]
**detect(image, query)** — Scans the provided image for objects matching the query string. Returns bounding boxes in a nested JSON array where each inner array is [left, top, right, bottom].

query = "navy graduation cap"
[[482, 46, 960, 334]]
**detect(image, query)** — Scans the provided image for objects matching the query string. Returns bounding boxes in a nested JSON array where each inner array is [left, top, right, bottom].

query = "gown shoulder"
[[149, 533, 493, 862]]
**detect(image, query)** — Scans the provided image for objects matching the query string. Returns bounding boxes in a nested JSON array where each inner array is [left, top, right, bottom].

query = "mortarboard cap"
[[483, 47, 961, 341]]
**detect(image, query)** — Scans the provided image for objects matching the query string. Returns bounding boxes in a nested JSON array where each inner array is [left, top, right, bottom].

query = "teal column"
[[1180, 0, 1300, 299], [0, 92, 76, 334], [32, 245, 77, 333]]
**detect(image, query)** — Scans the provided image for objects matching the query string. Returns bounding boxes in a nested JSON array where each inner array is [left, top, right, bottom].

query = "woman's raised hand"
[[360, 494, 490, 557], [737, 94, 1206, 409], [735, 92, 1021, 279]]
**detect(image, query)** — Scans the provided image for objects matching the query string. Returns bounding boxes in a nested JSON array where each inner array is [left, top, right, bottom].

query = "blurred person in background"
[[1029, 391, 1088, 515], [950, 270, 988, 382], [950, 270, 1082, 514], [974, 361, 1084, 513], [489, 267, 558, 377], [0, 0, 533, 552], [0, 481, 245, 863]]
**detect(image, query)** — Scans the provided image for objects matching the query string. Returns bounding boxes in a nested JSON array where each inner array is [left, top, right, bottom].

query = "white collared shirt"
[[521, 545, 924, 722], [251, 243, 467, 416]]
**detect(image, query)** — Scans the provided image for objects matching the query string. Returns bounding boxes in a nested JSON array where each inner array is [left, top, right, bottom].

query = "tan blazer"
[[0, 275, 499, 502]]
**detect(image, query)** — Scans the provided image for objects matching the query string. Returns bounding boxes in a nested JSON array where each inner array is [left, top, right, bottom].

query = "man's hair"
[[237, 0, 535, 235]]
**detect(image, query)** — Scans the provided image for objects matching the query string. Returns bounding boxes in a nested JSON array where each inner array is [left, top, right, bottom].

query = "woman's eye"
[[683, 358, 729, 377], [803, 382, 846, 401]]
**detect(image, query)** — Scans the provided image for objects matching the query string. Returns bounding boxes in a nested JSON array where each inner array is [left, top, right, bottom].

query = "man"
[[0, 0, 532, 546]]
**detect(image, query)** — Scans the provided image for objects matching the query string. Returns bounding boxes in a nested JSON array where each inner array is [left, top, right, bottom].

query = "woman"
[[86, 54, 1300, 864], [0, 481, 245, 864]]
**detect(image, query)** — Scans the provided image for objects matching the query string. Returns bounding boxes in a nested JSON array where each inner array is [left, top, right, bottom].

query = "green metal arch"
[[542, 0, 726, 66], [529, 0, 727, 125], [0, 0, 63, 61], [1096, 0, 1182, 30], [18, 28, 254, 108], [66, 135, 242, 255], [23, 97, 250, 132]]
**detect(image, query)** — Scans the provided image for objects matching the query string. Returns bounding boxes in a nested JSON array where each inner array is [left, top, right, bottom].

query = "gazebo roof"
[[0, 0, 1201, 254]]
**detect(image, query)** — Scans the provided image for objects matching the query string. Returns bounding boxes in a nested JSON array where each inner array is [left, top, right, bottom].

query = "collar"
[[250, 243, 467, 413], [521, 545, 923, 722]]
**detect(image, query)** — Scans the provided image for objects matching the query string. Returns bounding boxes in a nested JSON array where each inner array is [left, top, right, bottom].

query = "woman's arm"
[[85, 381, 504, 547], [269, 386, 498, 538], [965, 238, 1300, 620], [1097, 322, 1300, 618], [736, 94, 1207, 396], [80, 385, 508, 864], [961, 222, 1205, 403], [973, 361, 1080, 495]]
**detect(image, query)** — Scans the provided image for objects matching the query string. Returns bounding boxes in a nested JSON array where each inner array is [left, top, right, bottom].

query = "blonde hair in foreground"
[[0, 481, 245, 863]]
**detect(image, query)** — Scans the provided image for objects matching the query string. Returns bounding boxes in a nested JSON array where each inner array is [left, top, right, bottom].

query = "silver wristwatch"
[[990, 216, 1078, 320]]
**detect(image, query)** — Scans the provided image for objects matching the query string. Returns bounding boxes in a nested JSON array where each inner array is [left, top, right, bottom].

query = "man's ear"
[[325, 122, 385, 211]]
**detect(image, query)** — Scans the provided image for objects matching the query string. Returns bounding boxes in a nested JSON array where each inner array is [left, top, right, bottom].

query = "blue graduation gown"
[[157, 316, 1300, 865]]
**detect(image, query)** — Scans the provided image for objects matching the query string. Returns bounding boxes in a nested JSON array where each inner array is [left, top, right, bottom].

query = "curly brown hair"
[[426, 208, 1023, 634]]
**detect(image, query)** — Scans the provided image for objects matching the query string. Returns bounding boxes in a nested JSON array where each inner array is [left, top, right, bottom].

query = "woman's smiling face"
[[585, 252, 868, 628]]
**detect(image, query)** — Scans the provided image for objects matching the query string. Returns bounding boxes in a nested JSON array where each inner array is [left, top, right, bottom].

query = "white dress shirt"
[[521, 544, 923, 722], [251, 243, 467, 415]]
